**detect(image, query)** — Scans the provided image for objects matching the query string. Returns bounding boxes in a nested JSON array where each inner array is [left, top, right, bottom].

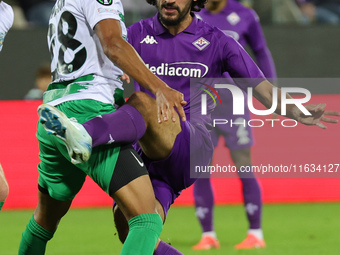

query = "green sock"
[[121, 213, 163, 255], [18, 216, 54, 255], [0, 201, 4, 211]]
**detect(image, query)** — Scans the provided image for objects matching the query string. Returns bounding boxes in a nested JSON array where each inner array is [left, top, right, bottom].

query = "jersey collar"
[[153, 12, 198, 36]]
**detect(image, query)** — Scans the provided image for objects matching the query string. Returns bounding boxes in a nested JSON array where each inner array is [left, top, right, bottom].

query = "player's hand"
[[296, 103, 340, 129], [155, 86, 187, 123], [120, 73, 130, 83]]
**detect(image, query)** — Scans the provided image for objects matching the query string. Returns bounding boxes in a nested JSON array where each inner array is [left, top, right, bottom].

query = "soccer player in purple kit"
[[40, 0, 340, 254], [192, 0, 276, 250], [18, 0, 189, 253]]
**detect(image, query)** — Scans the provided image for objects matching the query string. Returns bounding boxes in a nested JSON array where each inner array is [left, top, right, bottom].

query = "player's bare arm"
[[253, 80, 340, 128], [94, 19, 187, 123]]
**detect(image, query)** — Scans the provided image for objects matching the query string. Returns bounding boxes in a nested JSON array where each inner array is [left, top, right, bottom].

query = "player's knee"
[[113, 205, 129, 243], [231, 149, 252, 168], [127, 91, 154, 115], [234, 160, 251, 170]]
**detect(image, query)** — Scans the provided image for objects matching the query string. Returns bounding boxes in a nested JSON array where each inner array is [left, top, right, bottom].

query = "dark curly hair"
[[146, 0, 207, 12]]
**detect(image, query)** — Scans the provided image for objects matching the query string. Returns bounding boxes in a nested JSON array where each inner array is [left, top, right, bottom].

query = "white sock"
[[202, 231, 217, 239], [248, 229, 263, 240]]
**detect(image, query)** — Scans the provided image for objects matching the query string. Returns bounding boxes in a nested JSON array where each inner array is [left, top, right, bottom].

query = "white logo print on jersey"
[[107, 134, 115, 144], [140, 35, 158, 44], [222, 30, 240, 41], [146, 62, 209, 78], [192, 37, 210, 51], [130, 151, 144, 167], [227, 12, 241, 25]]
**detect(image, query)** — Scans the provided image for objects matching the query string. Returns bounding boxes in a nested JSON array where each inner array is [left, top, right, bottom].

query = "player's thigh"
[[150, 178, 175, 221], [113, 174, 156, 220], [37, 99, 118, 200], [140, 120, 213, 191], [56, 99, 116, 124], [127, 92, 182, 160], [37, 123, 87, 201], [109, 145, 155, 221]]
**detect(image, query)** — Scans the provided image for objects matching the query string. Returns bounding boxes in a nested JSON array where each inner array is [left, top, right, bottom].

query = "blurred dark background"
[[1, 0, 339, 100]]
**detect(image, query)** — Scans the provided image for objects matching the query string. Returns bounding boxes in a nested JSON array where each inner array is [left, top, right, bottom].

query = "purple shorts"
[[134, 120, 214, 218], [210, 89, 253, 150]]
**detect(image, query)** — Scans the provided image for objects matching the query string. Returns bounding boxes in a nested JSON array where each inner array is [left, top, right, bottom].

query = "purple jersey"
[[197, 1, 277, 150], [197, 0, 277, 80], [127, 14, 266, 213], [128, 14, 265, 126]]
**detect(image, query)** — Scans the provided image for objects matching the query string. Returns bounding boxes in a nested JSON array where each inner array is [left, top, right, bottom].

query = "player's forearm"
[[95, 19, 167, 95], [105, 38, 168, 95], [253, 80, 302, 120]]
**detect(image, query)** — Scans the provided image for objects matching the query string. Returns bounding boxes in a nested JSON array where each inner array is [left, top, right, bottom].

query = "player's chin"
[[161, 13, 176, 21], [160, 16, 179, 26]]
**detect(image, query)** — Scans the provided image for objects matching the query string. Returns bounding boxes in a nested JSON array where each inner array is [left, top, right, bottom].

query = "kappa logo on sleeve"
[[96, 0, 113, 6]]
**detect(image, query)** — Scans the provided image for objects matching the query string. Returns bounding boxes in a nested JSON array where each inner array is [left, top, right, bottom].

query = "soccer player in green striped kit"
[[18, 0, 186, 254]]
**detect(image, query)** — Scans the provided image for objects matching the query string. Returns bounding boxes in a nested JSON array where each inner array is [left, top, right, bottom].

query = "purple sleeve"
[[127, 23, 141, 51], [246, 10, 277, 83], [222, 36, 266, 90]]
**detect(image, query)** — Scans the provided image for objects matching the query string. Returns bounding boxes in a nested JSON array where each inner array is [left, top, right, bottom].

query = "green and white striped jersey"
[[0, 1, 14, 52], [46, 0, 126, 106]]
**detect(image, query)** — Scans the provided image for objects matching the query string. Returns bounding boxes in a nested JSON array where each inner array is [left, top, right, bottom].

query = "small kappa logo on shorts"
[[96, 0, 113, 6]]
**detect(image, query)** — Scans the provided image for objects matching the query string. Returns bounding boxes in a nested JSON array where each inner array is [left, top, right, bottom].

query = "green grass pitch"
[[0, 203, 339, 254]]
